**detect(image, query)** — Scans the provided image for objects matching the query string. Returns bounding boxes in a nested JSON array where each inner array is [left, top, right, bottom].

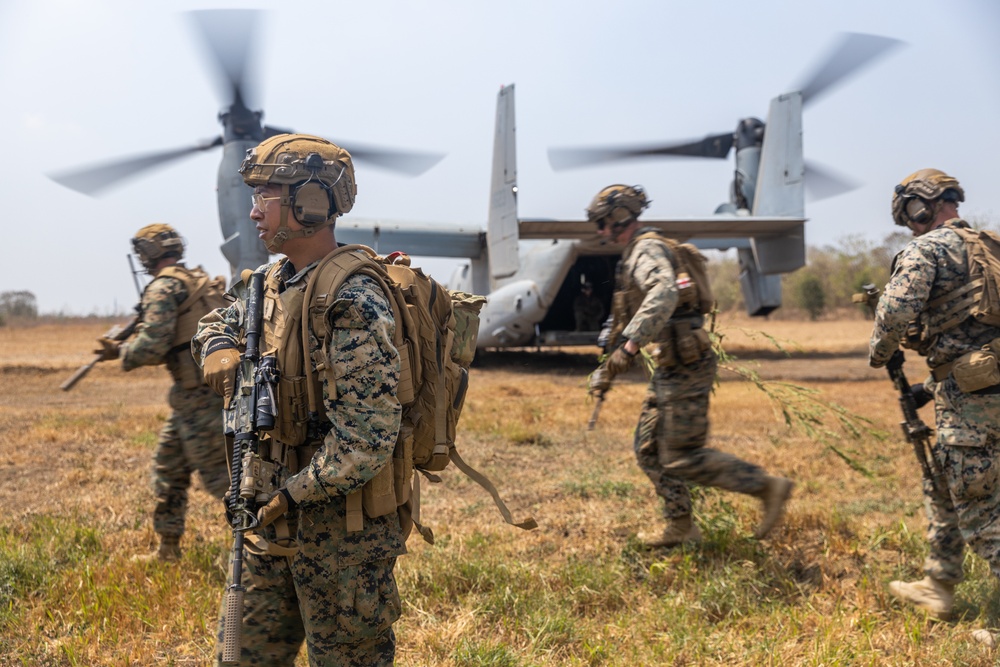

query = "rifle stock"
[[60, 315, 139, 391]]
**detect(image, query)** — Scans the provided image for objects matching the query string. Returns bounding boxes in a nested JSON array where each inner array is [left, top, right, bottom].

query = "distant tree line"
[[0, 291, 38, 326], [705, 225, 982, 320]]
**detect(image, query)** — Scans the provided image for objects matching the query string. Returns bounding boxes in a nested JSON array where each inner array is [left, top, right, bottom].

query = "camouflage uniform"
[[121, 267, 228, 539], [617, 231, 770, 520], [870, 218, 1000, 583], [193, 256, 404, 666]]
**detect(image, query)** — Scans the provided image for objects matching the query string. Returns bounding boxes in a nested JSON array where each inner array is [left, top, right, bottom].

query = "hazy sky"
[[2, 0, 998, 314]]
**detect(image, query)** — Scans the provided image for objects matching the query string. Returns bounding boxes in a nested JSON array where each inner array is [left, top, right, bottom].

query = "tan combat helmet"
[[586, 184, 650, 231], [892, 168, 965, 227], [240, 133, 356, 252], [132, 223, 184, 271]]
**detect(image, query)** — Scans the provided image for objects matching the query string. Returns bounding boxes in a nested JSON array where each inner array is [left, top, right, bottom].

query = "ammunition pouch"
[[932, 337, 1000, 394], [947, 338, 1000, 394], [651, 316, 710, 369]]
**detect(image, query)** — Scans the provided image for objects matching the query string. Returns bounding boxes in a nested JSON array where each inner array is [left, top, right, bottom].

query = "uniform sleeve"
[[869, 243, 936, 367], [192, 282, 248, 365], [284, 273, 402, 504], [192, 300, 245, 364], [120, 277, 184, 371], [621, 239, 680, 346]]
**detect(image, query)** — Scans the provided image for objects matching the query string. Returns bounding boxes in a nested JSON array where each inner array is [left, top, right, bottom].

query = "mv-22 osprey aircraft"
[[337, 33, 901, 349]]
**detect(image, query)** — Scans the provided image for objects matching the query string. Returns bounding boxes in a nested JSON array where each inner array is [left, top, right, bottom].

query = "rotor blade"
[[548, 133, 734, 171], [338, 141, 446, 176], [49, 137, 224, 195], [187, 9, 260, 108], [804, 160, 860, 201], [797, 32, 904, 107]]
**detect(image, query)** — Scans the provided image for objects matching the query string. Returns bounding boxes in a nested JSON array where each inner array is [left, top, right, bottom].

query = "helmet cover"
[[586, 184, 650, 229], [132, 223, 184, 269], [891, 168, 964, 227], [240, 133, 357, 219]]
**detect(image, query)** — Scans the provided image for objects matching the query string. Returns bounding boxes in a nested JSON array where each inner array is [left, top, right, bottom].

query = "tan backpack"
[[157, 265, 228, 389], [920, 226, 1000, 337], [632, 231, 714, 316], [948, 226, 1000, 327], [304, 245, 537, 543]]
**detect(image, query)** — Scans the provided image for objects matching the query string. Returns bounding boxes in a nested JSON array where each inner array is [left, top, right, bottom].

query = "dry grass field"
[[2, 316, 999, 666]]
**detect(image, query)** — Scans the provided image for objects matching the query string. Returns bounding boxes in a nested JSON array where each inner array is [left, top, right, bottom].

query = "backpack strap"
[[300, 245, 406, 535], [157, 265, 207, 314], [448, 449, 537, 531], [922, 226, 986, 337]]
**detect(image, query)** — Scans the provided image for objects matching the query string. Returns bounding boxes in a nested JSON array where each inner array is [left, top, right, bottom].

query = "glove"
[[93, 337, 121, 361], [588, 365, 611, 397], [885, 349, 905, 372], [203, 345, 240, 406], [605, 345, 637, 377], [911, 383, 933, 409], [256, 488, 295, 530]]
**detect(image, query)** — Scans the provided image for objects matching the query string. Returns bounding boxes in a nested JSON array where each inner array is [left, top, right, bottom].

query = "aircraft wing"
[[518, 215, 806, 241], [336, 217, 486, 258]]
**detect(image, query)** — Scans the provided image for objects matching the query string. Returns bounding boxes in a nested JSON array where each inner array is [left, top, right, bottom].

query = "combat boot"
[[131, 535, 181, 563], [887, 576, 954, 619], [754, 476, 794, 539], [972, 629, 996, 648], [639, 515, 702, 549]]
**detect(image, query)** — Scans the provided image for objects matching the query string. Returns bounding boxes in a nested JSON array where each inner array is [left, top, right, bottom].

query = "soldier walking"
[[93, 224, 229, 561], [586, 184, 793, 548], [194, 134, 405, 665], [870, 169, 1000, 633]]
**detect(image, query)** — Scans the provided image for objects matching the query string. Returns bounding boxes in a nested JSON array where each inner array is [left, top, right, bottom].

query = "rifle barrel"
[[587, 394, 604, 430], [59, 354, 103, 391]]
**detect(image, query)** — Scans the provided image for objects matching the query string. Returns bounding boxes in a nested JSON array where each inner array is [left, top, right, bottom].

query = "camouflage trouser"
[[216, 497, 405, 666], [922, 378, 1000, 584], [151, 383, 229, 538], [634, 352, 768, 520]]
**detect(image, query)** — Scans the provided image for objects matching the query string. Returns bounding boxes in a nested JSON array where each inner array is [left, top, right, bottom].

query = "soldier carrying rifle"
[[870, 169, 1000, 642], [92, 224, 229, 562], [585, 184, 793, 549], [193, 135, 405, 665]]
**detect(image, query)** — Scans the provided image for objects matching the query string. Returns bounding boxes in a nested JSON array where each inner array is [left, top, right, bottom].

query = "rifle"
[[61, 255, 146, 392], [886, 350, 944, 496], [856, 286, 944, 495], [222, 270, 278, 665], [587, 391, 605, 431], [60, 311, 140, 391]]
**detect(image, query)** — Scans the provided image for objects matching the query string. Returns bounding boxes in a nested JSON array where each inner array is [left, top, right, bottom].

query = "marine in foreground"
[[194, 134, 405, 665]]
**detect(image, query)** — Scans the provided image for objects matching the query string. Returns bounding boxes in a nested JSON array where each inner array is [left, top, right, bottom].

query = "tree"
[[797, 275, 825, 321], [0, 291, 38, 321]]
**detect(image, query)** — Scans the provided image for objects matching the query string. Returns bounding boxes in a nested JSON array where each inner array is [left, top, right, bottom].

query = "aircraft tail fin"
[[486, 84, 519, 282], [751, 92, 806, 275]]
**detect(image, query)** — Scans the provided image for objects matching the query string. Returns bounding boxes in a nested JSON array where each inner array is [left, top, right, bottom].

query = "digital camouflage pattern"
[[870, 218, 1000, 581], [193, 258, 405, 665], [120, 269, 228, 538], [615, 236, 769, 520], [870, 219, 999, 368]]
